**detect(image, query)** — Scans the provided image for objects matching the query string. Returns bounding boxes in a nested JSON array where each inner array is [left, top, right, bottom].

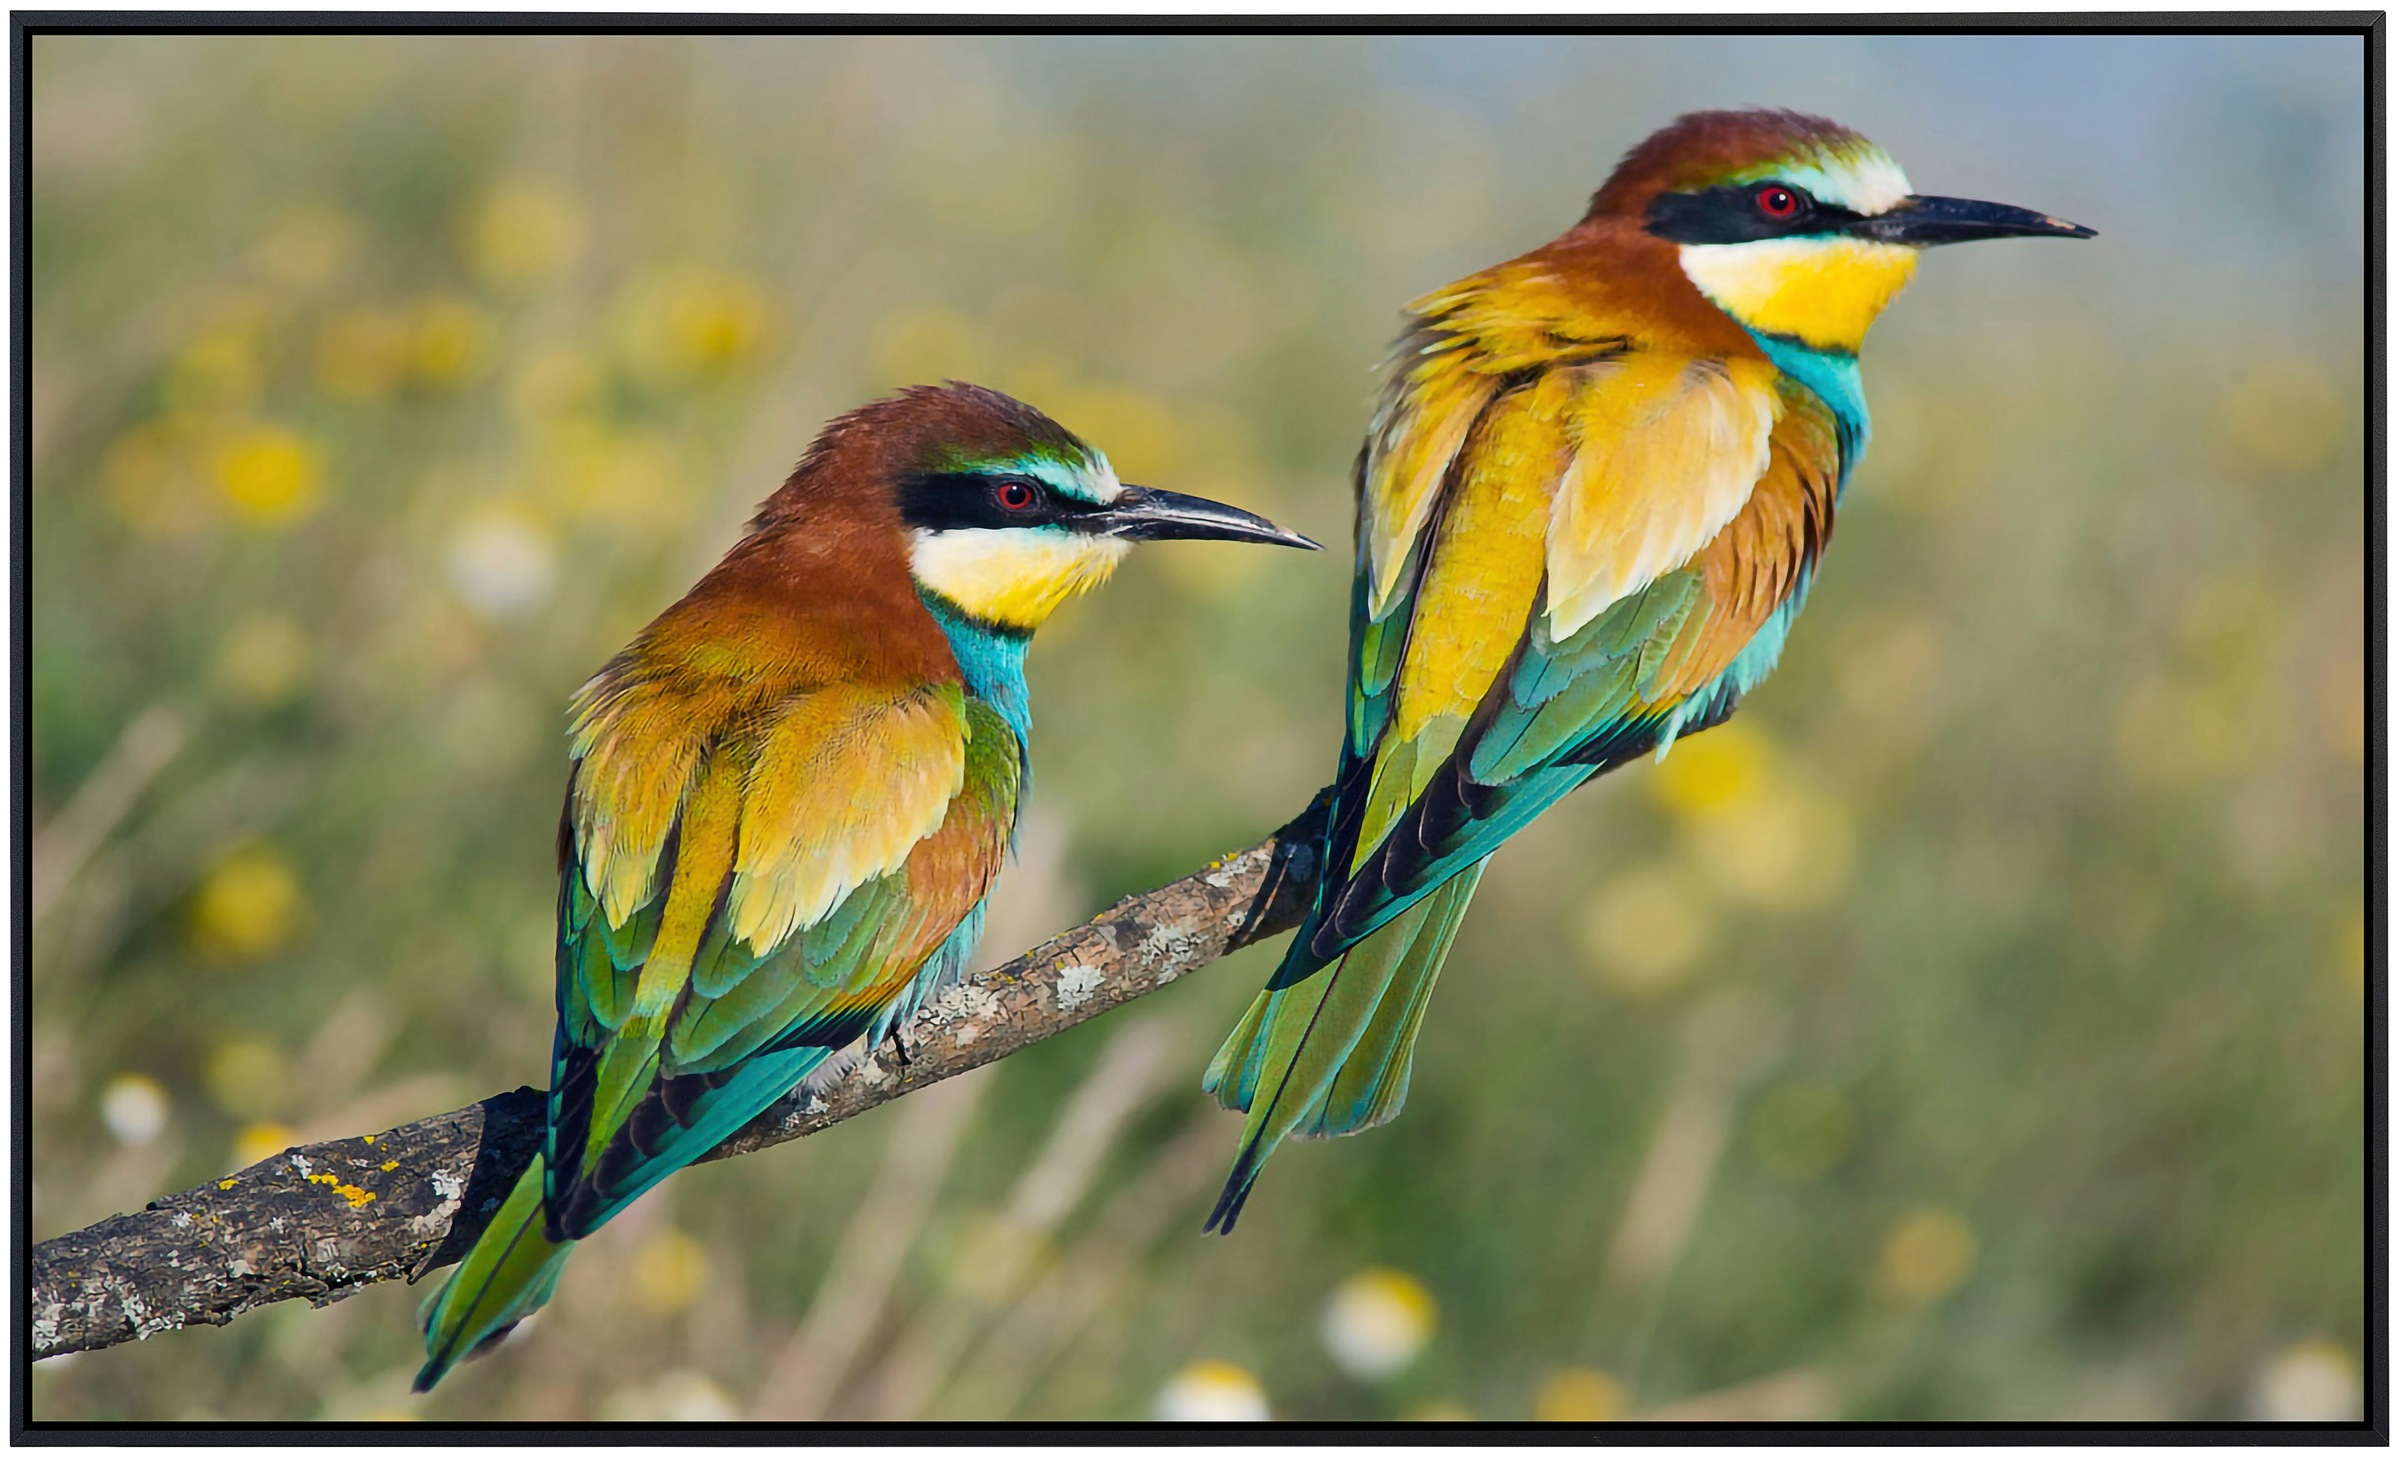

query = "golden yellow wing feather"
[[1361, 260, 1647, 618], [569, 676, 720, 927], [631, 748, 746, 1019], [1546, 352, 1781, 636], [1390, 369, 1574, 742], [727, 681, 970, 952], [1361, 347, 1502, 618]]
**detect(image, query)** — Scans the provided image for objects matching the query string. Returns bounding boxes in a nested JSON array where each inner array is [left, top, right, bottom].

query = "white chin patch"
[[909, 526, 1130, 629]]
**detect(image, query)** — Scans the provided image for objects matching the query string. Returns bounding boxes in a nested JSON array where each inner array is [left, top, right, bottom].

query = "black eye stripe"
[[896, 471, 1103, 533], [1646, 183, 1867, 245]]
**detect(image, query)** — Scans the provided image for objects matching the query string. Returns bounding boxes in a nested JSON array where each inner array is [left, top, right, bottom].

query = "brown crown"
[[755, 381, 1086, 526], [1585, 108, 1871, 221]]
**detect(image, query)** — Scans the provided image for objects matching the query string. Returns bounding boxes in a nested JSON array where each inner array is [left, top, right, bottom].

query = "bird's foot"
[[884, 1023, 914, 1068]]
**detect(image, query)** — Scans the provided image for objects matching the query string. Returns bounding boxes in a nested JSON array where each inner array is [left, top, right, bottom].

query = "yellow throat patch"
[[909, 527, 1131, 631], [1677, 236, 1919, 353]]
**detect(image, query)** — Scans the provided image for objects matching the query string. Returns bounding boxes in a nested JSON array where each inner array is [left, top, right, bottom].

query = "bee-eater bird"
[[414, 382, 1316, 1389], [1202, 108, 2093, 1231]]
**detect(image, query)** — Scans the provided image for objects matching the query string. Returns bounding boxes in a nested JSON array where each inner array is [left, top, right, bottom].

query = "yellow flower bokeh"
[[1155, 1359, 1270, 1421], [524, 418, 692, 534], [2334, 905, 2365, 999], [1680, 781, 1857, 912], [409, 296, 496, 388], [102, 418, 218, 536], [166, 328, 266, 418], [230, 1121, 300, 1171], [214, 613, 312, 705], [617, 266, 775, 382], [1876, 1208, 1978, 1303], [1650, 720, 1771, 816], [469, 178, 584, 290], [213, 427, 324, 528], [630, 1226, 711, 1315], [202, 1038, 291, 1120], [188, 841, 306, 964], [1320, 1267, 1437, 1378], [1580, 862, 1713, 996], [1534, 1366, 1625, 1421], [1642, 721, 1858, 912]]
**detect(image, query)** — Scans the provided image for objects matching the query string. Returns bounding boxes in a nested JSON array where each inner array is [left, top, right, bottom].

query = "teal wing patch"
[[1310, 570, 1735, 960], [1348, 533, 1420, 754], [559, 869, 661, 1048], [1469, 571, 1704, 784], [667, 869, 941, 1076]]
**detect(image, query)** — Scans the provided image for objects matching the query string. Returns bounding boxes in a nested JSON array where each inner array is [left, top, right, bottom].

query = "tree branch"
[[29, 796, 1328, 1361]]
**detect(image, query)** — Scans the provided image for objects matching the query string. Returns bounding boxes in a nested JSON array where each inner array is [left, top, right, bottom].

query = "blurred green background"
[[28, 32, 2365, 1423]]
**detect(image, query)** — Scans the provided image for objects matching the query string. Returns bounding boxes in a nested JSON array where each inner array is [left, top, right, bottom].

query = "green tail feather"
[[414, 1155, 575, 1393], [1202, 862, 1486, 1232]]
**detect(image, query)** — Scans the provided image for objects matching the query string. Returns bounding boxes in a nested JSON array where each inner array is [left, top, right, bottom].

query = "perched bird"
[[1203, 108, 2093, 1230], [415, 382, 1315, 1390]]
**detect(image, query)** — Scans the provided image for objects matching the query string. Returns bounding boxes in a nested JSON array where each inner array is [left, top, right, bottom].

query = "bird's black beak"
[[1089, 486, 1321, 550], [1849, 195, 2097, 247]]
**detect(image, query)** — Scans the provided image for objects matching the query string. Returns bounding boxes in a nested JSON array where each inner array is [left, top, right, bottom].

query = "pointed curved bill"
[[1850, 195, 2097, 246], [1090, 486, 1322, 550]]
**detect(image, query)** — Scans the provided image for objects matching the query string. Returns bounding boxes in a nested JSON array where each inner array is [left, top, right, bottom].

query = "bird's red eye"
[[995, 480, 1037, 511], [1755, 186, 1801, 219]]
